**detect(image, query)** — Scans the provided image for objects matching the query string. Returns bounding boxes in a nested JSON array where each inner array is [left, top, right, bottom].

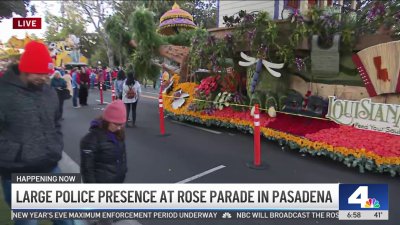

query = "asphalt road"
[[59, 87, 399, 225]]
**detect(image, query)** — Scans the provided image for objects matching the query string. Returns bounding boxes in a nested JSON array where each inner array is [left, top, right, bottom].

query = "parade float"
[[47, 34, 88, 68], [0, 34, 42, 70], [131, 1, 400, 176], [2, 34, 88, 68]]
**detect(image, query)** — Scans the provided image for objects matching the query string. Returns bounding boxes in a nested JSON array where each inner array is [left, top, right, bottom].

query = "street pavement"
[[58, 87, 399, 225]]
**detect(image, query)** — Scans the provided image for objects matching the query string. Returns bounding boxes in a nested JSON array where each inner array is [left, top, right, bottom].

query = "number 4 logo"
[[348, 186, 369, 208]]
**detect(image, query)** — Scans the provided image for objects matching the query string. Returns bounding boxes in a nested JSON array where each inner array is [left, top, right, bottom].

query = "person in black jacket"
[[80, 100, 127, 184], [51, 70, 68, 119], [0, 41, 73, 225]]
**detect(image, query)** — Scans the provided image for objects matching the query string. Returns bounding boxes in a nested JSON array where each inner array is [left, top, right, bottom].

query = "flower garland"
[[163, 82, 400, 176]]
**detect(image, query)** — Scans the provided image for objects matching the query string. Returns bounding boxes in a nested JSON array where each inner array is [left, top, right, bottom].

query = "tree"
[[130, 6, 163, 81], [71, 0, 116, 68], [0, 0, 36, 20], [105, 13, 132, 66], [181, 0, 217, 29], [89, 46, 109, 67], [44, 4, 86, 42], [80, 33, 102, 59], [44, 3, 100, 59], [112, 0, 217, 28], [106, 0, 179, 68]]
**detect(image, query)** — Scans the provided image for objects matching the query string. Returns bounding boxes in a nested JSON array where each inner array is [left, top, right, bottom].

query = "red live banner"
[[13, 18, 42, 29]]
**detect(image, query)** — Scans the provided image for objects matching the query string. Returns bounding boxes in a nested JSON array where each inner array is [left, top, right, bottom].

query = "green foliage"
[[188, 29, 233, 73], [188, 28, 209, 69], [125, 0, 217, 29], [162, 30, 197, 46], [188, 91, 214, 112], [80, 33, 101, 59], [0, 0, 35, 19], [275, 45, 294, 67], [89, 48, 108, 67], [105, 13, 133, 66], [44, 4, 101, 59], [44, 6, 86, 42], [289, 23, 310, 47], [130, 6, 163, 81], [131, 6, 163, 47], [183, 0, 218, 29], [355, 0, 400, 39], [105, 14, 131, 47], [250, 91, 266, 109]]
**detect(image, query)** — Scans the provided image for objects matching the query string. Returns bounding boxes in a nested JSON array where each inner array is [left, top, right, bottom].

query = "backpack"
[[126, 85, 136, 99]]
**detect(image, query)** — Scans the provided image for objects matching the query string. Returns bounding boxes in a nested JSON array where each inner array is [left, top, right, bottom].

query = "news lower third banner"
[[10, 174, 388, 220]]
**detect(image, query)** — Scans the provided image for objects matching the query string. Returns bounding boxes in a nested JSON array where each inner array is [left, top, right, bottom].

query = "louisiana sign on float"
[[326, 97, 400, 135]]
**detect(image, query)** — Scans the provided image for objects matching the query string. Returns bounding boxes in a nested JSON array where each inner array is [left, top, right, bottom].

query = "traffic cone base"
[[246, 161, 267, 170]]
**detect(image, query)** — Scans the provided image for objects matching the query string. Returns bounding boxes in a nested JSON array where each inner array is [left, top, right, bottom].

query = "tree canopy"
[[0, 0, 36, 20]]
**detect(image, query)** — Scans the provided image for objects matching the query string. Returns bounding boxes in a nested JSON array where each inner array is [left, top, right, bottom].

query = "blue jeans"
[[1, 167, 75, 225], [72, 88, 78, 107]]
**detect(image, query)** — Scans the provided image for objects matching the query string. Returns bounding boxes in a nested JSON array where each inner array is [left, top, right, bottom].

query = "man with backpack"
[[122, 71, 141, 127]]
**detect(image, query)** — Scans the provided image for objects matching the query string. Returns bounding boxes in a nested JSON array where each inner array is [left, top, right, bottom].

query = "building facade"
[[217, 0, 355, 27]]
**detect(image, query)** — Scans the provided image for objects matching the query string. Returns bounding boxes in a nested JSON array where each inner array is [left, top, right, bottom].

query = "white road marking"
[[177, 165, 226, 183], [171, 120, 222, 134], [60, 151, 225, 222], [59, 152, 142, 225], [96, 99, 110, 104], [141, 94, 159, 100], [58, 151, 80, 173], [141, 91, 159, 95]]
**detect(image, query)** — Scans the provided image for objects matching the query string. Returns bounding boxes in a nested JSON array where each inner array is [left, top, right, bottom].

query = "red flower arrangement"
[[198, 107, 400, 159], [196, 75, 220, 96]]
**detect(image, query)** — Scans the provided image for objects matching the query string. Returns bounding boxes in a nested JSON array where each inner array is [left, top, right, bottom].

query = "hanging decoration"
[[157, 2, 197, 36]]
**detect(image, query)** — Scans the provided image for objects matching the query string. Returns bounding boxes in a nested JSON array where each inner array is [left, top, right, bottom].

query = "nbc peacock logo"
[[365, 198, 380, 208]]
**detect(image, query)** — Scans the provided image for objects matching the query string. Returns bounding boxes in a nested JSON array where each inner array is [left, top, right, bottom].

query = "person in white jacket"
[[122, 71, 141, 127]]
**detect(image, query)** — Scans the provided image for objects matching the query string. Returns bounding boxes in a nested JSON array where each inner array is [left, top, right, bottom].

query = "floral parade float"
[[0, 34, 88, 68], [130, 2, 400, 176]]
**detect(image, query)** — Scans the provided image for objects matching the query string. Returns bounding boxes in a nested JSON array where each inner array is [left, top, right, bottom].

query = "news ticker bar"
[[12, 174, 81, 183], [12, 210, 339, 220], [10, 175, 389, 221], [11, 183, 338, 209], [338, 211, 389, 220]]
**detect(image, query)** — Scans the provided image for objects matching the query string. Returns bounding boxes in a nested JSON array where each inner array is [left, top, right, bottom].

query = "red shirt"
[[80, 71, 89, 83], [76, 72, 81, 84]]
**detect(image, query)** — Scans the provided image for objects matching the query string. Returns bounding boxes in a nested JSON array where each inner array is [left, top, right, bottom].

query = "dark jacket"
[[51, 77, 67, 89], [80, 120, 127, 183], [0, 65, 63, 178]]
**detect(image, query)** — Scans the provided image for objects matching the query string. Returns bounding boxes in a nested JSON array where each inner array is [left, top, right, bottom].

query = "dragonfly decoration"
[[238, 52, 284, 93]]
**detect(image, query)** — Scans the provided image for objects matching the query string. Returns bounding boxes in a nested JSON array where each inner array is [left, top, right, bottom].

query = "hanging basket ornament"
[[157, 2, 197, 36]]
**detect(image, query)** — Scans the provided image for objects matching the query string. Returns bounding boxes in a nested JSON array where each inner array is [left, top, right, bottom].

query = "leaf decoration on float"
[[214, 92, 232, 110], [172, 88, 190, 109]]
